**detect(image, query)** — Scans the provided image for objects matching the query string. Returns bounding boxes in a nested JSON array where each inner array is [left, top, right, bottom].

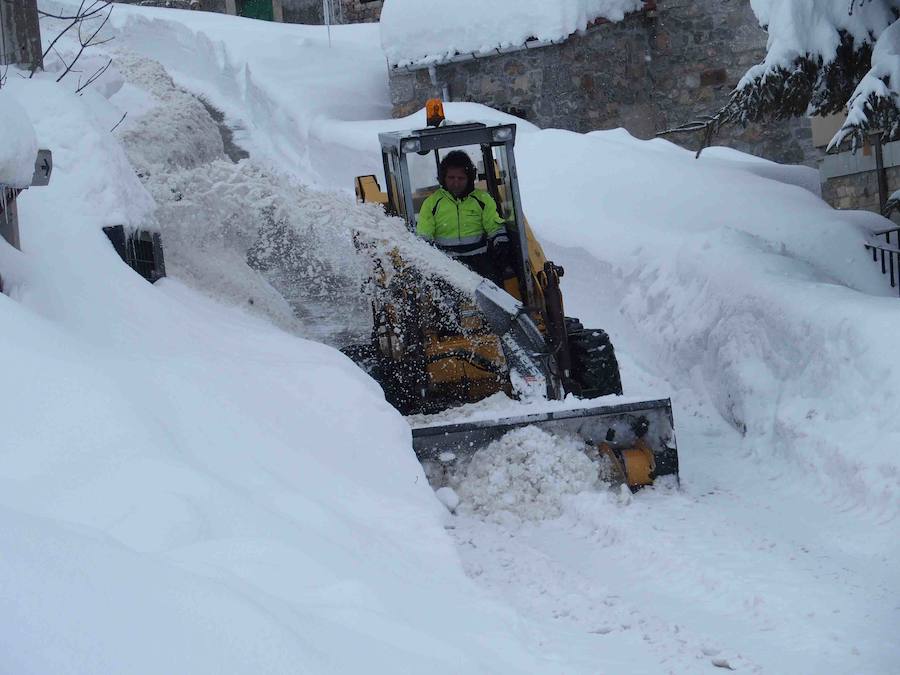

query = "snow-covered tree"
[[699, 1, 900, 151]]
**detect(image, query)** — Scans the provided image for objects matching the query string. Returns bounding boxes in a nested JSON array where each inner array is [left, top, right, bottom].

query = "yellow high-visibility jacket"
[[416, 188, 508, 257]]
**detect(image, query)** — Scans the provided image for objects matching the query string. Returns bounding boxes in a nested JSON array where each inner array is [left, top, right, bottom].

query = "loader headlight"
[[401, 139, 421, 154], [492, 127, 513, 142]]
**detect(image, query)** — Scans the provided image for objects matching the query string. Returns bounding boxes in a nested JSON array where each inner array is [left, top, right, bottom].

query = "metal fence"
[[865, 226, 900, 295]]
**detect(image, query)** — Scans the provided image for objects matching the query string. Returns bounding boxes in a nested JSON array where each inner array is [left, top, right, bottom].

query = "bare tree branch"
[[50, 45, 72, 74], [37, 1, 111, 21], [55, 3, 113, 83], [76, 57, 112, 94], [657, 107, 730, 159], [31, 0, 115, 86], [33, 13, 81, 77], [110, 111, 128, 133]]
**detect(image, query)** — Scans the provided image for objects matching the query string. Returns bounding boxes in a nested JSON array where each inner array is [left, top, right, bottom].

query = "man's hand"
[[491, 239, 514, 272]]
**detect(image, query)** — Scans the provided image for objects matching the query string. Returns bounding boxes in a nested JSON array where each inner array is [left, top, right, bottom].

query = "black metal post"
[[0, 188, 21, 250], [874, 134, 889, 215]]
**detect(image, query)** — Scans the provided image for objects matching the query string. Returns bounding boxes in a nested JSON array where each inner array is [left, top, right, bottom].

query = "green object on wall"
[[240, 0, 273, 21]]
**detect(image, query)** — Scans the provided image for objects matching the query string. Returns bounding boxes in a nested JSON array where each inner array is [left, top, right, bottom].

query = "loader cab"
[[371, 122, 537, 306]]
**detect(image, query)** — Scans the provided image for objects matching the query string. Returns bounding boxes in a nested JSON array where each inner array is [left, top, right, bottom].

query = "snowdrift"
[[0, 89, 38, 186], [514, 129, 900, 512], [3, 3, 899, 672], [66, 0, 900, 511], [0, 71, 555, 674], [90, 2, 390, 189]]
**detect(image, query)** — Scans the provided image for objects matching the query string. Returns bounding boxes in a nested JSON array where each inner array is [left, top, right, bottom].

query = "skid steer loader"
[[346, 103, 678, 489]]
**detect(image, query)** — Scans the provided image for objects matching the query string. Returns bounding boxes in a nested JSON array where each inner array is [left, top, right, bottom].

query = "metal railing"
[[865, 225, 900, 295]]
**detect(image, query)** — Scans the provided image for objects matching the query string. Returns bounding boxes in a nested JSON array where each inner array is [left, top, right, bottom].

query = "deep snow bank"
[[0, 70, 554, 673], [515, 128, 899, 513], [0, 90, 38, 186], [76, 0, 900, 513], [54, 0, 392, 189]]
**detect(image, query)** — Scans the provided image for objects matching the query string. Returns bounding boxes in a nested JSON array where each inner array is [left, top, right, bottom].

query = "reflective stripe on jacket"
[[416, 188, 508, 257]]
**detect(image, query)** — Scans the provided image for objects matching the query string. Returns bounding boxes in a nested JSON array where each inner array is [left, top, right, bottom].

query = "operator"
[[417, 150, 512, 281]]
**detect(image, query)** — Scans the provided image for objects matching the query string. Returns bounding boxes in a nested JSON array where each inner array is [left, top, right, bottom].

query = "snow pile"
[[456, 427, 598, 520], [0, 66, 559, 675], [380, 0, 644, 67], [74, 0, 900, 512], [113, 54, 226, 173], [70, 0, 900, 513], [51, 0, 393, 189], [516, 128, 900, 513], [89, 47, 481, 347], [2, 4, 897, 672], [0, 88, 38, 187]]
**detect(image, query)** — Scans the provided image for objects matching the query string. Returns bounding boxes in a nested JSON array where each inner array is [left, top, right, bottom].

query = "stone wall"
[[339, 0, 382, 23], [389, 0, 819, 166], [822, 168, 900, 214], [282, 0, 323, 23]]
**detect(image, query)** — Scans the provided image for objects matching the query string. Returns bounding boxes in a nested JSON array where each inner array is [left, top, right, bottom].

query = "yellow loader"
[[346, 103, 678, 489]]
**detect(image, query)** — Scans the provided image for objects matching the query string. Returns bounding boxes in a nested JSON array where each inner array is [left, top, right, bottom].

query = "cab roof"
[[378, 122, 517, 155]]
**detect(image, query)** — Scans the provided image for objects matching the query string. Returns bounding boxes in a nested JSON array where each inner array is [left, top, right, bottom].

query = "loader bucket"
[[412, 398, 679, 489]]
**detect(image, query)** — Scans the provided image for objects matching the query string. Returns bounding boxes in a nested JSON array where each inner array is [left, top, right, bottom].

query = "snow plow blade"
[[412, 398, 678, 489]]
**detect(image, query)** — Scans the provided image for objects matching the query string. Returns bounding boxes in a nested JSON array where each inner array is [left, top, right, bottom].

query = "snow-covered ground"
[[1, 3, 898, 673]]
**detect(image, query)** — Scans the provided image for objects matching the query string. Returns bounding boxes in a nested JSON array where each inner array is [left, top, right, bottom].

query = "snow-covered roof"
[[380, 0, 646, 69], [0, 89, 38, 187]]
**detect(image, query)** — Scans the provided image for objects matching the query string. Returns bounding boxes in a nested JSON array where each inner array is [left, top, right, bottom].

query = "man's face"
[[444, 166, 469, 197]]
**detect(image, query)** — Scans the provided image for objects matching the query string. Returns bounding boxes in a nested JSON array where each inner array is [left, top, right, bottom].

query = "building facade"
[[339, 0, 382, 23], [388, 0, 819, 166]]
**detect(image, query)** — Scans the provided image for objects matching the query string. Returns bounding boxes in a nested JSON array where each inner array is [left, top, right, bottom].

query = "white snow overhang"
[[390, 0, 657, 73], [392, 35, 570, 73]]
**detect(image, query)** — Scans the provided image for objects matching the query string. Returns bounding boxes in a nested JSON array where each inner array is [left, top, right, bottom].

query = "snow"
[[516, 128, 900, 514], [0, 60, 549, 675], [2, 2, 899, 673], [380, 0, 644, 68], [87, 2, 391, 189], [454, 427, 599, 521], [435, 485, 461, 512], [0, 89, 38, 187]]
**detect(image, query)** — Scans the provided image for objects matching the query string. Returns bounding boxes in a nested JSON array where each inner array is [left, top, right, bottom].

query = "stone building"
[[284, 0, 382, 24], [388, 0, 819, 166], [814, 112, 900, 215], [339, 0, 382, 23]]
